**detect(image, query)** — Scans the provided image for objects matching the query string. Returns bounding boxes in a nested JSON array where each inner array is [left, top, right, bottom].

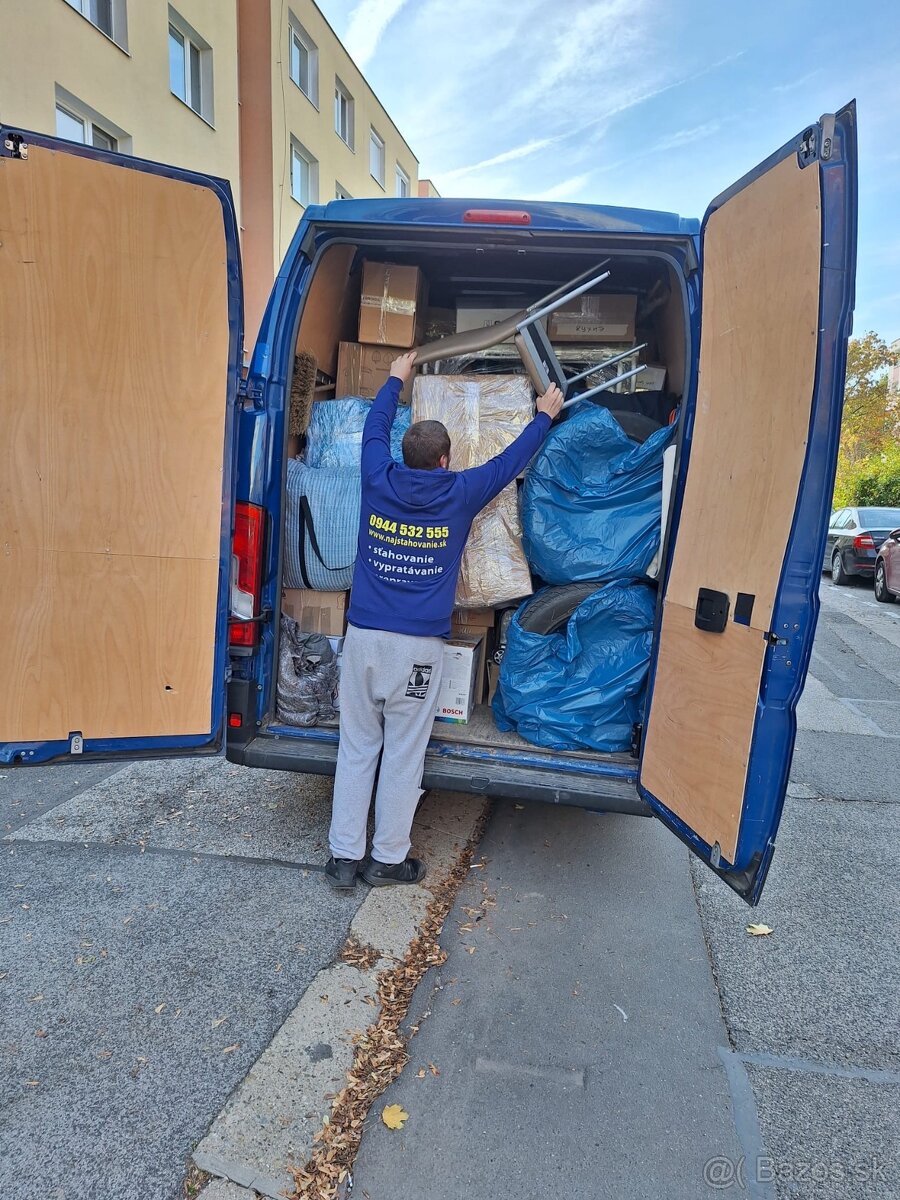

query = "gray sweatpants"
[[329, 624, 444, 864]]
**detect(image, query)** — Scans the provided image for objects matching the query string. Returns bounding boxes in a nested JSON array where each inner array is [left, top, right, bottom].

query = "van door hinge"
[[4, 133, 28, 160], [237, 377, 264, 405]]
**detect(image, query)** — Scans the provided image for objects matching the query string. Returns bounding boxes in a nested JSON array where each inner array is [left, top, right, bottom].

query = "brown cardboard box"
[[358, 261, 425, 347], [336, 342, 413, 403], [453, 607, 496, 628], [548, 293, 636, 343], [281, 588, 348, 636]]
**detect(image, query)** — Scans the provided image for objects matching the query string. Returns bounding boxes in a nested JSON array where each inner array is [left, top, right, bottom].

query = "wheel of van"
[[875, 561, 895, 603], [831, 551, 848, 586], [518, 582, 609, 636]]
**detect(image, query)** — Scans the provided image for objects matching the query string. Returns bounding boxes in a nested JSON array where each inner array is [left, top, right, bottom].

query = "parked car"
[[0, 103, 857, 906], [824, 506, 900, 584], [875, 527, 900, 602]]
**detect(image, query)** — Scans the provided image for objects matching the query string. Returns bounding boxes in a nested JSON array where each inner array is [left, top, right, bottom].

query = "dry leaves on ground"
[[746, 923, 774, 937], [381, 1104, 408, 1130], [340, 937, 381, 972]]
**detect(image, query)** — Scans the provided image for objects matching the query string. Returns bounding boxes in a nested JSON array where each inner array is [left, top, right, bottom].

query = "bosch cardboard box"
[[336, 342, 413, 403], [358, 261, 425, 347], [548, 293, 636, 343], [434, 635, 483, 724]]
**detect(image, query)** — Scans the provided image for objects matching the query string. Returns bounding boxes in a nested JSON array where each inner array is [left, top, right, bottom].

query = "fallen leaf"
[[746, 923, 774, 937], [222, 1044, 240, 1054], [25, 1080, 40, 1087], [450, 998, 462, 1006], [211, 1015, 229, 1029], [154, 1003, 166, 1015], [381, 1104, 408, 1130], [96, 1049, 112, 1061], [465, 946, 476, 955], [416, 1069, 426, 1079], [29, 994, 43, 1003], [428, 1063, 440, 1077], [35, 1029, 47, 1038]]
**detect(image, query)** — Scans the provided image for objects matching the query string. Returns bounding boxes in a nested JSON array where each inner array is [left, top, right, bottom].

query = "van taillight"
[[230, 501, 264, 647], [854, 534, 876, 549]]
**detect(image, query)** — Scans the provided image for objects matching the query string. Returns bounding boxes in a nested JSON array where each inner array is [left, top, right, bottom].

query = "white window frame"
[[54, 85, 132, 154], [335, 183, 353, 200], [63, 0, 129, 51], [290, 138, 318, 209], [369, 127, 386, 188], [395, 164, 410, 198], [168, 6, 214, 126], [334, 78, 355, 149], [288, 12, 318, 107]]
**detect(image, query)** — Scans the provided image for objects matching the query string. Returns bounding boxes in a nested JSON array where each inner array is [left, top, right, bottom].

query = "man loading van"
[[326, 351, 564, 889]]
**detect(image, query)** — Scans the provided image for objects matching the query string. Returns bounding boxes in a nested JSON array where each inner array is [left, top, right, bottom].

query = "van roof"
[[308, 197, 701, 237]]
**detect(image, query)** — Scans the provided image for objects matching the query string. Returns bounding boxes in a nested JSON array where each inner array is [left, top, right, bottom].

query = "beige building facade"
[[0, 0, 420, 347]]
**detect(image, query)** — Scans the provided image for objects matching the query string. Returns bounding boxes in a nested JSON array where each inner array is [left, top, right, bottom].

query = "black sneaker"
[[325, 856, 359, 890], [360, 856, 427, 887]]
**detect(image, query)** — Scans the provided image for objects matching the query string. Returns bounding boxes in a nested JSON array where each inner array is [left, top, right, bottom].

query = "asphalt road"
[[2, 577, 898, 1199], [354, 578, 899, 1200]]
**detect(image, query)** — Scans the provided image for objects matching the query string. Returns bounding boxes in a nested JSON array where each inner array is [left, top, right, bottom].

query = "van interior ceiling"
[[278, 235, 689, 759]]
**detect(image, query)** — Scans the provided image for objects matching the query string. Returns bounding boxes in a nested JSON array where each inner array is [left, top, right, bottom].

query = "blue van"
[[0, 104, 856, 905]]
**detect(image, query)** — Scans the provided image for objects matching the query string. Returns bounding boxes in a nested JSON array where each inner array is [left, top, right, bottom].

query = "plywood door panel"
[[665, 155, 821, 632], [642, 153, 822, 860], [641, 602, 766, 862], [0, 145, 231, 743]]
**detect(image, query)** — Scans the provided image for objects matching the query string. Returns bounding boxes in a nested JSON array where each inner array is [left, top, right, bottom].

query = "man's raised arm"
[[361, 350, 417, 477]]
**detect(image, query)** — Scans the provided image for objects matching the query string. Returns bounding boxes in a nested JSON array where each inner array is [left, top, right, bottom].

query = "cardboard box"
[[451, 620, 492, 704], [336, 342, 413, 403], [435, 635, 483, 724], [634, 364, 668, 392], [455, 304, 520, 339], [281, 589, 348, 636], [548, 293, 636, 343], [453, 607, 496, 628], [359, 261, 425, 347]]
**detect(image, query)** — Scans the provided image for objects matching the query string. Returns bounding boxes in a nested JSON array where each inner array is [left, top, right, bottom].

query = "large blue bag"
[[303, 397, 410, 470], [522, 404, 676, 583], [492, 580, 657, 752], [284, 460, 360, 590]]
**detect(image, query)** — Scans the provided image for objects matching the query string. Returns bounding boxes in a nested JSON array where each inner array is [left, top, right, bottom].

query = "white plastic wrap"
[[412, 375, 535, 607]]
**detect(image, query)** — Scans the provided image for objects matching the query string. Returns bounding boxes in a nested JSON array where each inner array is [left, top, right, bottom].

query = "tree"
[[839, 332, 898, 465]]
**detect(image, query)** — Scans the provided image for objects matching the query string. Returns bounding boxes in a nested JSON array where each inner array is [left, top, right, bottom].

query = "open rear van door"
[[638, 105, 857, 903], [0, 130, 242, 765]]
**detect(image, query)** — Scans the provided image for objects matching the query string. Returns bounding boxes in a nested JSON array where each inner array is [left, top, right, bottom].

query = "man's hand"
[[390, 350, 417, 384], [536, 383, 564, 420]]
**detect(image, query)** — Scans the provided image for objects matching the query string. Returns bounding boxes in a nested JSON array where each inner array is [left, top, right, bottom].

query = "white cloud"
[[441, 137, 558, 181], [527, 173, 594, 202], [655, 120, 722, 152], [344, 0, 410, 68]]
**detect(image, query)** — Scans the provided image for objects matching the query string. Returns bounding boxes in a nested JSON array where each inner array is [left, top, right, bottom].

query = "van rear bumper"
[[227, 732, 653, 817]]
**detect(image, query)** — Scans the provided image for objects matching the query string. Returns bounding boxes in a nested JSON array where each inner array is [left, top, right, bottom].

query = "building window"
[[290, 139, 318, 208], [288, 15, 318, 106], [334, 79, 354, 149], [168, 7, 214, 124], [63, 0, 128, 49], [395, 165, 410, 198], [335, 183, 352, 200], [369, 128, 385, 187], [54, 88, 130, 153]]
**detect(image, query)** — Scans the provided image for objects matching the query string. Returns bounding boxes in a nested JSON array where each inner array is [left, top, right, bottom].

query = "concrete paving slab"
[[692, 797, 900, 1071], [745, 1064, 900, 1199], [193, 962, 377, 1199], [198, 1181, 257, 1200], [351, 802, 750, 1200], [7, 758, 335, 865], [0, 838, 362, 1200]]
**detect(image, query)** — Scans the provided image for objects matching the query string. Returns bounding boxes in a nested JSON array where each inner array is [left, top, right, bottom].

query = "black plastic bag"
[[276, 615, 339, 727]]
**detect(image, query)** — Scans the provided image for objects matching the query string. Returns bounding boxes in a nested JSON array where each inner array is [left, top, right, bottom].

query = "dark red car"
[[875, 525, 900, 602], [824, 506, 900, 584]]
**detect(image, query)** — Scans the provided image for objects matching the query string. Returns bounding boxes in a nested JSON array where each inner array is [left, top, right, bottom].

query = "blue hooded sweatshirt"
[[348, 375, 551, 638]]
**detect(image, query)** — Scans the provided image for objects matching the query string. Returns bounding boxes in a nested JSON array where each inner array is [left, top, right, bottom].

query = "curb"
[[193, 791, 487, 1199]]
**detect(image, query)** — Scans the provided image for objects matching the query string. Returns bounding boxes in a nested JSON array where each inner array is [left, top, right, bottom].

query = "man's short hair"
[[402, 420, 451, 470]]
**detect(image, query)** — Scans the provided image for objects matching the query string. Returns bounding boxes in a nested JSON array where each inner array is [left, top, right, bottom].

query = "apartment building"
[[0, 0, 420, 345], [890, 338, 900, 394]]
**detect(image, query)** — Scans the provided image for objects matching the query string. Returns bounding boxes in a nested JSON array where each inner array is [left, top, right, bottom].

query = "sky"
[[317, 0, 899, 341]]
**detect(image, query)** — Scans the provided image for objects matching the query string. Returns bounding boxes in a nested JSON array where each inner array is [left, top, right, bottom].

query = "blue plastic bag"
[[492, 580, 657, 752], [303, 397, 410, 470], [522, 404, 676, 583]]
